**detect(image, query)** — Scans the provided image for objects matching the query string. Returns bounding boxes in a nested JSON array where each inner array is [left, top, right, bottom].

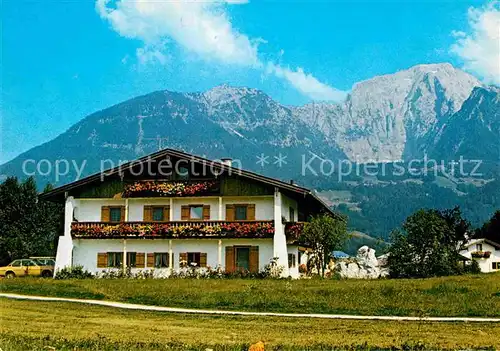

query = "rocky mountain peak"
[[293, 63, 483, 162]]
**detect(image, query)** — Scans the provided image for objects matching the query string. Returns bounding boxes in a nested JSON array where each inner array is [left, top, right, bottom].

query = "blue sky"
[[1, 0, 498, 164]]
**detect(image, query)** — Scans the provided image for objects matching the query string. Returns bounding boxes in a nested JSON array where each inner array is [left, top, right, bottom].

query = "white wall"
[[223, 196, 273, 220], [76, 196, 274, 222], [75, 199, 125, 222], [460, 242, 500, 273], [73, 238, 274, 274], [281, 194, 298, 222]]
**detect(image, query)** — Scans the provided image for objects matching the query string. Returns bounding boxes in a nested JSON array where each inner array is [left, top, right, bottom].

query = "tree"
[[475, 210, 500, 243], [387, 207, 470, 278], [0, 177, 63, 265], [301, 213, 348, 277]]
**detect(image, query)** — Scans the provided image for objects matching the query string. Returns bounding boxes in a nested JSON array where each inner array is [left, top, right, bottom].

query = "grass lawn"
[[1, 273, 500, 317], [1, 298, 499, 350]]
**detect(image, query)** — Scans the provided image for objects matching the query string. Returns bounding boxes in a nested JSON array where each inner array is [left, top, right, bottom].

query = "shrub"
[[262, 257, 284, 278], [54, 265, 94, 280], [464, 260, 481, 274]]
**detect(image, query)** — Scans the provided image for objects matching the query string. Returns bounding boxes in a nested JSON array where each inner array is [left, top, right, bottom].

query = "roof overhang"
[[38, 148, 336, 216]]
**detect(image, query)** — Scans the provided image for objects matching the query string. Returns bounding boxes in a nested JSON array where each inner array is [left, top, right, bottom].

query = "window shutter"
[[120, 206, 126, 221], [200, 253, 207, 267], [225, 246, 234, 272], [247, 204, 256, 220], [179, 252, 188, 267], [249, 246, 259, 273], [136, 253, 145, 268], [144, 206, 153, 221], [101, 206, 110, 222], [147, 253, 154, 267], [97, 253, 108, 268], [163, 206, 170, 222], [181, 206, 190, 220], [226, 205, 235, 221], [202, 205, 210, 220]]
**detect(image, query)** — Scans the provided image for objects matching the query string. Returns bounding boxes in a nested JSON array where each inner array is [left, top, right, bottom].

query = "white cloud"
[[268, 64, 347, 101], [450, 1, 500, 84], [96, 0, 346, 101], [96, 0, 259, 66]]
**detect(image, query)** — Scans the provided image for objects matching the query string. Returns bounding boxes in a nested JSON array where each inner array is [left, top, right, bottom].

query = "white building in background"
[[460, 238, 500, 273], [41, 148, 335, 278]]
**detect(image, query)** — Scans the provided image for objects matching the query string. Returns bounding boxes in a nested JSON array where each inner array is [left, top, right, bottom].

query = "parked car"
[[30, 257, 56, 266], [0, 259, 54, 278]]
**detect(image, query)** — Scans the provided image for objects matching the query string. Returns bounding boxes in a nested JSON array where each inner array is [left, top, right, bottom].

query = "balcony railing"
[[471, 251, 491, 259], [71, 220, 274, 239]]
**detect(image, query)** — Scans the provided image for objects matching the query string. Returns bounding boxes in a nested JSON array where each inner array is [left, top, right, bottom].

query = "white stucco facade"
[[73, 238, 275, 274], [460, 239, 500, 273], [58, 192, 306, 278]]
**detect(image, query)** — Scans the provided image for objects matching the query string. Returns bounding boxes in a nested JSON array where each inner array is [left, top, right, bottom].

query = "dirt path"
[[1, 292, 499, 322]]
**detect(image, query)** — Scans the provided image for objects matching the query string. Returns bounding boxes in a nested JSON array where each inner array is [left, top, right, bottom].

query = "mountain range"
[[1, 63, 498, 240]]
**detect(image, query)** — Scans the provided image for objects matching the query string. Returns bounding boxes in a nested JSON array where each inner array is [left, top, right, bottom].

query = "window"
[[155, 253, 169, 268], [289, 207, 295, 222], [22, 260, 36, 266], [127, 252, 136, 267], [288, 253, 296, 268], [107, 252, 123, 267], [190, 205, 203, 220], [10, 260, 22, 267], [493, 262, 500, 270], [476, 243, 483, 251], [107, 252, 136, 267], [187, 252, 201, 266], [235, 205, 248, 220], [109, 207, 122, 222], [152, 207, 164, 222]]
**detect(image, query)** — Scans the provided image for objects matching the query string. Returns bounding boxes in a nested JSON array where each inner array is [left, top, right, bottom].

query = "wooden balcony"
[[71, 220, 274, 239]]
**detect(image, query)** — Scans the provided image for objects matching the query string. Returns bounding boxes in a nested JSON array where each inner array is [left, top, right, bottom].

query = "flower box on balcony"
[[471, 251, 491, 259], [285, 222, 306, 244], [71, 220, 274, 239], [123, 180, 219, 198]]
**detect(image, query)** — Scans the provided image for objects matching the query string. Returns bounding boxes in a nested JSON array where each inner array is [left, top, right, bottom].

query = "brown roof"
[[39, 148, 335, 215]]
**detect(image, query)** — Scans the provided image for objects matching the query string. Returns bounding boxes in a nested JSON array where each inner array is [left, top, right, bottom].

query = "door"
[[23, 260, 40, 276], [235, 247, 250, 271], [8, 260, 26, 277]]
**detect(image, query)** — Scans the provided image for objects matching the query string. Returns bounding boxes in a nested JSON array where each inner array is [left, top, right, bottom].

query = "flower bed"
[[123, 180, 218, 197], [72, 221, 274, 239]]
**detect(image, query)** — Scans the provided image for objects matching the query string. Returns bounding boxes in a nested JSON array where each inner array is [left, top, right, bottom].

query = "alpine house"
[[40, 148, 334, 278]]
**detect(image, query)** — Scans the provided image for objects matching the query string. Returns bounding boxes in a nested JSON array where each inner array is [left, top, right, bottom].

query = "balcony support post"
[[125, 199, 129, 222], [218, 239, 222, 268], [273, 188, 289, 277], [169, 198, 174, 220], [123, 239, 127, 274], [55, 195, 75, 274], [169, 239, 173, 273], [218, 197, 223, 220]]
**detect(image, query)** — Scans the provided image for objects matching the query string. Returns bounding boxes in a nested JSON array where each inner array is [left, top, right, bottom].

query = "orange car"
[[0, 259, 54, 278]]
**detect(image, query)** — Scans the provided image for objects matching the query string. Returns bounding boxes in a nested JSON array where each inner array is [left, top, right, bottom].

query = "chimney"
[[289, 180, 296, 185], [221, 158, 232, 167]]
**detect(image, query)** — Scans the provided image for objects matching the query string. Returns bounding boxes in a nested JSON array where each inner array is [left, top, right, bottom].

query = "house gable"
[[39, 148, 333, 216]]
